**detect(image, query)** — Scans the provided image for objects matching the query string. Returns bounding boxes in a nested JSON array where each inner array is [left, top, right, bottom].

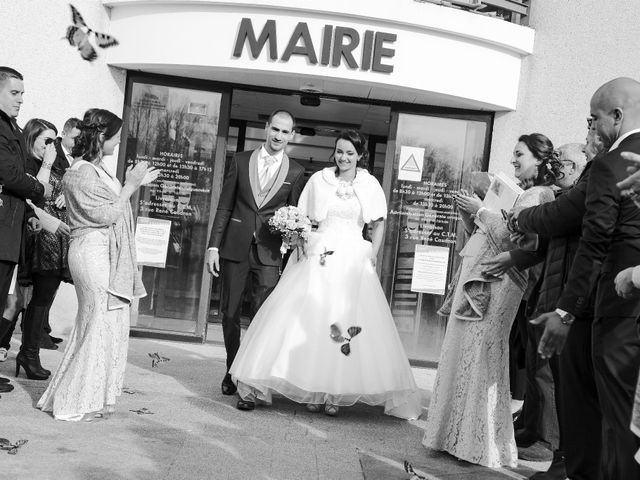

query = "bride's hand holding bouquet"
[[268, 205, 312, 258]]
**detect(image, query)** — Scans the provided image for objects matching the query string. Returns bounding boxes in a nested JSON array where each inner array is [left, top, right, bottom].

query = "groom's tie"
[[260, 155, 277, 190]]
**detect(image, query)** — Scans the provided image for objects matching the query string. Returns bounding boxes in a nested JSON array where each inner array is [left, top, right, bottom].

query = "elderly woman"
[[37, 109, 158, 421], [423, 133, 560, 468]]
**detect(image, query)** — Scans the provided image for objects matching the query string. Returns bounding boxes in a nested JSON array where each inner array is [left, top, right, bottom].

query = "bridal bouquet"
[[268, 205, 312, 256]]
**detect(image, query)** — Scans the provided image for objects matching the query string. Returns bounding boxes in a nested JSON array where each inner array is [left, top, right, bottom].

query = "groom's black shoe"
[[0, 383, 14, 393], [0, 377, 10, 384], [236, 398, 255, 411], [221, 373, 237, 395]]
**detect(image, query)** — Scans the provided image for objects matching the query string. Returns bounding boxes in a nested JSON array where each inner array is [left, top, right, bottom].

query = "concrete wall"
[[1, 0, 125, 133], [489, 0, 640, 174]]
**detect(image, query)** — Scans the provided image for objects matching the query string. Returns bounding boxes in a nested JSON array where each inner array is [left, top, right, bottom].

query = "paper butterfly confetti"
[[329, 324, 362, 356], [0, 438, 28, 455], [148, 352, 170, 368], [66, 4, 119, 62]]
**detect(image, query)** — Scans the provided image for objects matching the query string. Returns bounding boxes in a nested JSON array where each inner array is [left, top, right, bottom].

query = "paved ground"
[[1, 284, 548, 480]]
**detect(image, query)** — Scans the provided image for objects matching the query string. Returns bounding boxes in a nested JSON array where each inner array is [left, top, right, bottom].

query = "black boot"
[[15, 306, 49, 380], [529, 450, 567, 480]]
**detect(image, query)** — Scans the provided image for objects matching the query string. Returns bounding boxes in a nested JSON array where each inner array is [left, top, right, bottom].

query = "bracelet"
[[41, 163, 53, 170]]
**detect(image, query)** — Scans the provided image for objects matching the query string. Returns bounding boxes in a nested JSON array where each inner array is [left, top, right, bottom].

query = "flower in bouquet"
[[268, 205, 312, 256]]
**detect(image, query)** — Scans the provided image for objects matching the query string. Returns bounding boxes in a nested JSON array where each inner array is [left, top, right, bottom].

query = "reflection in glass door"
[[120, 76, 230, 339], [381, 111, 491, 364]]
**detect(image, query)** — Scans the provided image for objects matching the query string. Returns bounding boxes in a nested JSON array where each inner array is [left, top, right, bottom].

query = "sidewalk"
[[1, 284, 547, 479]]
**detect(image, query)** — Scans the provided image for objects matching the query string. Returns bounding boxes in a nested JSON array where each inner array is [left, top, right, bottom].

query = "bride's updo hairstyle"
[[72, 108, 123, 162], [333, 129, 369, 175], [518, 133, 561, 187]]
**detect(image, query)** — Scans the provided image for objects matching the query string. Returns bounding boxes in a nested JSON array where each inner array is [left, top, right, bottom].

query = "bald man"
[[534, 78, 640, 479]]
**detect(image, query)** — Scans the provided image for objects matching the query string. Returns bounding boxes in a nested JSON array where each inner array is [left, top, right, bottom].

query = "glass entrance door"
[[381, 111, 491, 364], [119, 74, 230, 340]]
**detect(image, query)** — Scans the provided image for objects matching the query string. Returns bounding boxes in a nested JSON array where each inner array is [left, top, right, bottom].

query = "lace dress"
[[422, 186, 554, 467], [229, 189, 421, 419], [37, 162, 136, 421]]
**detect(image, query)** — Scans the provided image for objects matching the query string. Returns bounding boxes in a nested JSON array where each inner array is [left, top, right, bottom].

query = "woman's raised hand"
[[125, 161, 159, 189], [454, 190, 482, 215], [42, 143, 56, 168]]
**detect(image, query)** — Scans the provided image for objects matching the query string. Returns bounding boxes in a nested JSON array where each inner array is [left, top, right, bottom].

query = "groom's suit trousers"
[[220, 242, 279, 370]]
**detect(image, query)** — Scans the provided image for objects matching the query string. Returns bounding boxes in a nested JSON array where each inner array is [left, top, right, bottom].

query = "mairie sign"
[[233, 18, 396, 74]]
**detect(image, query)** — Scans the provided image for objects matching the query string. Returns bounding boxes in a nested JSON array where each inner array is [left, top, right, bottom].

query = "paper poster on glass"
[[397, 146, 424, 182], [410, 244, 450, 295], [135, 216, 172, 268]]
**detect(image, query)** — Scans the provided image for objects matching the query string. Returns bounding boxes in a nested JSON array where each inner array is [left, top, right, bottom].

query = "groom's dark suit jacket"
[[557, 132, 640, 319], [208, 149, 305, 266]]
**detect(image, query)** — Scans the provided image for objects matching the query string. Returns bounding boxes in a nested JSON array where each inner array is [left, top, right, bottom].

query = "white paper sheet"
[[135, 217, 172, 268], [410, 244, 450, 295]]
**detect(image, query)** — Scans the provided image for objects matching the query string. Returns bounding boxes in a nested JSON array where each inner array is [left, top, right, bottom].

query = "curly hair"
[[72, 108, 122, 161], [517, 133, 560, 187], [332, 129, 369, 174], [23, 118, 58, 159]]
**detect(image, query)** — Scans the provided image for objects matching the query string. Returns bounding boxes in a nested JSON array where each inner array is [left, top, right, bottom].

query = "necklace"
[[336, 180, 355, 200]]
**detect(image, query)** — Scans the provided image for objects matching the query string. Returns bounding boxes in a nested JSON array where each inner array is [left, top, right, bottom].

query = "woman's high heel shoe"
[[324, 404, 339, 417], [15, 352, 49, 380]]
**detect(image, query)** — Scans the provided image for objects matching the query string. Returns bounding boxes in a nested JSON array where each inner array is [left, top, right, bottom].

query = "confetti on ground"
[[148, 352, 170, 368], [129, 408, 154, 415], [0, 438, 28, 455]]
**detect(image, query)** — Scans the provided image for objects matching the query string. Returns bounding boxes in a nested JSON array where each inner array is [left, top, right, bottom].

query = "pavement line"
[[357, 449, 528, 480]]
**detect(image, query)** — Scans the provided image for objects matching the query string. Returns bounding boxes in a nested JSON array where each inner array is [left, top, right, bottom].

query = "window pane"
[[125, 82, 222, 334]]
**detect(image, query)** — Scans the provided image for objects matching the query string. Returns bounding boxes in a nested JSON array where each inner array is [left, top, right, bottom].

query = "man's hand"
[[618, 152, 640, 201], [207, 248, 221, 277], [530, 312, 571, 359], [615, 266, 640, 299], [480, 252, 513, 277], [27, 217, 42, 233], [507, 206, 525, 232]]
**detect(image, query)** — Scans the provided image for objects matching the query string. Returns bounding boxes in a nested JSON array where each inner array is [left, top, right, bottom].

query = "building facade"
[[4, 0, 639, 364]]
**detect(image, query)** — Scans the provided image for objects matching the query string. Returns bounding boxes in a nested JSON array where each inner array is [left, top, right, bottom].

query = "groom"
[[206, 110, 305, 409]]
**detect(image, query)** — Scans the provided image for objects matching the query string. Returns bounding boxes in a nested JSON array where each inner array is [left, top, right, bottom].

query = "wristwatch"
[[554, 308, 575, 326]]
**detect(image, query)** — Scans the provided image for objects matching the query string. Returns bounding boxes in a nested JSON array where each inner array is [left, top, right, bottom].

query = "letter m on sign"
[[233, 18, 278, 60]]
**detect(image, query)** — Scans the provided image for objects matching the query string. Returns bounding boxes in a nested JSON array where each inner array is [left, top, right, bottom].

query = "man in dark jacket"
[[0, 67, 46, 394], [517, 78, 640, 480], [206, 110, 305, 409], [515, 143, 597, 480]]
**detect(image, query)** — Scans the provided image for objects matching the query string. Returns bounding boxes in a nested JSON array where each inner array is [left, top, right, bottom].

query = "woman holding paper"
[[37, 109, 158, 421], [422, 133, 559, 467], [6, 119, 71, 381]]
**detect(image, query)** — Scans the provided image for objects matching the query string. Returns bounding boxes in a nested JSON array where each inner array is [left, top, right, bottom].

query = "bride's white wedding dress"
[[229, 173, 421, 419]]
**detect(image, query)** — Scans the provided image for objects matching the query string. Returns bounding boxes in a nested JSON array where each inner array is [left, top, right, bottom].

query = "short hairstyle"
[[62, 117, 82, 134], [72, 109, 123, 161], [0, 67, 23, 87], [267, 109, 295, 128], [23, 118, 58, 159]]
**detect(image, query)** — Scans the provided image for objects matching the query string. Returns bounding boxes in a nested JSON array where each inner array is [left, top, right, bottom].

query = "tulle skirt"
[[229, 228, 422, 419]]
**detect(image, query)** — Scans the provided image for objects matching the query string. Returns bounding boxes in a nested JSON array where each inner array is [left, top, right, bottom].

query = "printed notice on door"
[[410, 244, 450, 295], [398, 146, 425, 182], [135, 217, 172, 268]]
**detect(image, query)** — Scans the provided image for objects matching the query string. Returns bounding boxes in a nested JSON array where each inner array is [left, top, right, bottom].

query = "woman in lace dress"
[[230, 130, 421, 419], [422, 134, 560, 467], [37, 109, 158, 421]]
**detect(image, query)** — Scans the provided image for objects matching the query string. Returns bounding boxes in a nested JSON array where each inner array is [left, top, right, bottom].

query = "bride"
[[229, 129, 421, 419]]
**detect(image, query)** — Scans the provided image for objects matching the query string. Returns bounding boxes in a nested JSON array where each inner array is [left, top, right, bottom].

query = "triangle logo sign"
[[400, 154, 421, 172]]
